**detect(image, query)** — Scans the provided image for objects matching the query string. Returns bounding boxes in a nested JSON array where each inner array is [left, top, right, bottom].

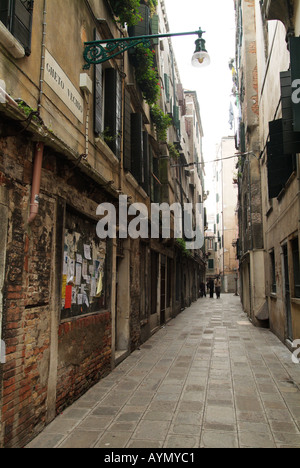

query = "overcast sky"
[[164, 0, 236, 163]]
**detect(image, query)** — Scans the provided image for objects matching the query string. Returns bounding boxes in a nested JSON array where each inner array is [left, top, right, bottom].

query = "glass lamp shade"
[[192, 50, 211, 68]]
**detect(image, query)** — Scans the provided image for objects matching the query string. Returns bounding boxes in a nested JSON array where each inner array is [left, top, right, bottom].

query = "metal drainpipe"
[[28, 0, 47, 225], [38, 0, 47, 113], [28, 142, 44, 225]]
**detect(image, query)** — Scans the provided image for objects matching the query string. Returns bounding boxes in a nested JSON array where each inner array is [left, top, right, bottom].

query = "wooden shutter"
[[143, 131, 150, 195], [128, 5, 150, 37], [104, 68, 122, 159], [123, 88, 132, 172], [94, 30, 103, 136], [150, 14, 159, 45], [164, 74, 170, 102], [267, 119, 295, 199], [131, 113, 143, 185], [280, 70, 300, 154], [11, 0, 34, 55], [0, 0, 10, 29]]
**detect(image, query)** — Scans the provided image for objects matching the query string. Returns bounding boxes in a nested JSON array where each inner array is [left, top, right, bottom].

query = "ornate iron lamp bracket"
[[83, 37, 152, 69], [83, 29, 205, 69]]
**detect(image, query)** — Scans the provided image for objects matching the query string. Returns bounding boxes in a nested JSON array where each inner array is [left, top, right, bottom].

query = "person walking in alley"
[[215, 276, 221, 299], [208, 278, 214, 298], [200, 282, 206, 298]]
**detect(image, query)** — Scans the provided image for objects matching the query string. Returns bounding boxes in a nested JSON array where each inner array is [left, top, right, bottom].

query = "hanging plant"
[[109, 0, 142, 27], [142, 0, 158, 15], [134, 44, 160, 105], [167, 143, 180, 160], [150, 104, 172, 142]]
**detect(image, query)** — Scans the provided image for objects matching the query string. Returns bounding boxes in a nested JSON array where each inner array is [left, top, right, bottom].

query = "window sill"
[[0, 21, 25, 59], [269, 293, 277, 300]]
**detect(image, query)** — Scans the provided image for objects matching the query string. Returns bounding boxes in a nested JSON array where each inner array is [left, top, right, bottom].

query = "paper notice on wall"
[[84, 244, 92, 260], [84, 294, 89, 308], [75, 263, 82, 286], [72, 288, 77, 304], [82, 259, 88, 278], [76, 253, 83, 264], [91, 277, 96, 298], [63, 254, 68, 275], [95, 271, 103, 297], [67, 258, 75, 284]]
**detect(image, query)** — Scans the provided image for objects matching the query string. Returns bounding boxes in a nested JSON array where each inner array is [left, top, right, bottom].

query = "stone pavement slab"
[[26, 295, 300, 449]]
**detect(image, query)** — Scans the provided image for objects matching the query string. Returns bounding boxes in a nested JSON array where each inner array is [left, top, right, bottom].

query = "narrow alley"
[[27, 295, 300, 449]]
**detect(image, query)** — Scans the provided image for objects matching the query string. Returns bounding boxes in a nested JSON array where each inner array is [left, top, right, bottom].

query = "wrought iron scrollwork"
[[83, 38, 152, 69]]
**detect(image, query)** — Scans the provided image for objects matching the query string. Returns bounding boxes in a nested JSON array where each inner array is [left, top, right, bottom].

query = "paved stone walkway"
[[27, 295, 300, 448]]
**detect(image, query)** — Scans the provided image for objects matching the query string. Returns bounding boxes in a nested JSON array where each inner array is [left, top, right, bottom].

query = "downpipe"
[[28, 142, 44, 225]]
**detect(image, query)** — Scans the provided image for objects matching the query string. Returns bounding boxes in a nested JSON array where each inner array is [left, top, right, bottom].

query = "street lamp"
[[83, 28, 210, 68], [192, 32, 210, 68]]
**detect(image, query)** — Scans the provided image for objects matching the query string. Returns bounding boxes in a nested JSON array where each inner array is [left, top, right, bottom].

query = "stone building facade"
[[234, 0, 300, 342], [0, 0, 206, 447]]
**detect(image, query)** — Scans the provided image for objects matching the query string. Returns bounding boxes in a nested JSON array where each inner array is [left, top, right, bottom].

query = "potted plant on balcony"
[[109, 0, 142, 26]]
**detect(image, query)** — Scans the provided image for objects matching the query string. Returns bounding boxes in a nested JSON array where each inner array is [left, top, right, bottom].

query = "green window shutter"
[[150, 14, 159, 45], [12, 0, 34, 55], [123, 88, 132, 172], [164, 74, 170, 102], [0, 0, 10, 28], [104, 68, 122, 159], [280, 70, 300, 154], [131, 113, 144, 185], [1, 0, 34, 55], [173, 105, 181, 135], [267, 119, 296, 199], [128, 5, 150, 37], [143, 131, 150, 195], [94, 30, 103, 136]]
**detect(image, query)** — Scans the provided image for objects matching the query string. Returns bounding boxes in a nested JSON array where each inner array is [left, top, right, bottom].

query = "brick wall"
[[0, 175, 53, 447], [0, 133, 114, 447], [56, 312, 112, 414]]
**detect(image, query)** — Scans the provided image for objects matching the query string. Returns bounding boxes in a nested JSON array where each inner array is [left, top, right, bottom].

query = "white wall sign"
[[44, 50, 84, 123]]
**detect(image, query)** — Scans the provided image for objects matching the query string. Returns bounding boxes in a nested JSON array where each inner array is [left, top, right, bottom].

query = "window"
[[104, 68, 122, 159], [270, 249, 276, 294], [164, 74, 170, 102], [0, 0, 34, 55], [292, 238, 300, 298], [208, 259, 214, 270]]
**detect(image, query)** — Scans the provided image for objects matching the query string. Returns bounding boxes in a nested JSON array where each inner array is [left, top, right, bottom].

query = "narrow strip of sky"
[[164, 0, 236, 162]]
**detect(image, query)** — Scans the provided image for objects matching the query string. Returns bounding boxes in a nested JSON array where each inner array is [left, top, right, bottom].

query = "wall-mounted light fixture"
[[83, 28, 210, 69]]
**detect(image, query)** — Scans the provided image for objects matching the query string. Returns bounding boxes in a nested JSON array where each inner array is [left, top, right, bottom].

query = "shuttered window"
[[143, 131, 150, 195], [150, 14, 159, 45], [164, 74, 170, 102], [131, 113, 144, 185], [0, 0, 34, 55], [104, 68, 122, 159], [123, 88, 132, 172], [267, 119, 296, 199], [128, 5, 150, 37]]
